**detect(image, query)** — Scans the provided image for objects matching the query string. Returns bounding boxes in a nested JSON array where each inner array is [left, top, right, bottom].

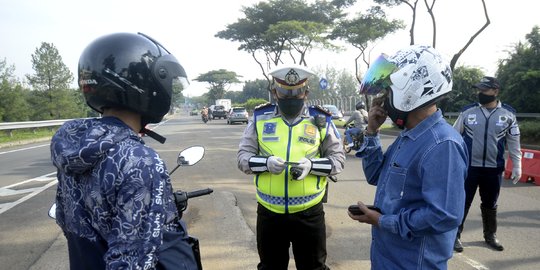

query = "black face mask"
[[478, 92, 496, 105], [277, 98, 304, 118]]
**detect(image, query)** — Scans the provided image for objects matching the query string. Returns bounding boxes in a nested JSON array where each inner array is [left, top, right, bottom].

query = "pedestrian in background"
[[237, 64, 345, 270], [349, 45, 468, 269], [453, 76, 522, 252]]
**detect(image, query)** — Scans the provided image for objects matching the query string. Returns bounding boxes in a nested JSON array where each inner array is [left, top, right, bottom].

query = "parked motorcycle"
[[49, 146, 212, 270], [342, 123, 364, 153]]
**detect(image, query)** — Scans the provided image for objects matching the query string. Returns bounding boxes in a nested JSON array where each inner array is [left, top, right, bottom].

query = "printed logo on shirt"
[[263, 122, 277, 135], [467, 114, 477, 125], [303, 124, 317, 138], [496, 115, 508, 127]]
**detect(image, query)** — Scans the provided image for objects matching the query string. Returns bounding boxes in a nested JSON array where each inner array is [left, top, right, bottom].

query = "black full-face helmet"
[[78, 32, 188, 127], [355, 101, 366, 110]]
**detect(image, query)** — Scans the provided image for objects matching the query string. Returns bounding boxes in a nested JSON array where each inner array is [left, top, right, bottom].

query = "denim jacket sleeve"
[[355, 134, 385, 186]]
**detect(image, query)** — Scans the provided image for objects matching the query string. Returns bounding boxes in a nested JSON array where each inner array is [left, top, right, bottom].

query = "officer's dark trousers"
[[464, 166, 503, 211], [460, 166, 503, 233], [256, 202, 329, 270]]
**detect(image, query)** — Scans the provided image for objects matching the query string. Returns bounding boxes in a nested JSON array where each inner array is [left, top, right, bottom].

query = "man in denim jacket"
[[349, 45, 468, 269]]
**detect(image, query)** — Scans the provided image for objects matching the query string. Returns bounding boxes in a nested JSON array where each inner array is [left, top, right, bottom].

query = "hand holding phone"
[[348, 204, 381, 216], [367, 93, 388, 132]]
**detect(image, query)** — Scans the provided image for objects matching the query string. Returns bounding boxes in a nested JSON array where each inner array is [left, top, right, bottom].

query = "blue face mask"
[[277, 98, 304, 117]]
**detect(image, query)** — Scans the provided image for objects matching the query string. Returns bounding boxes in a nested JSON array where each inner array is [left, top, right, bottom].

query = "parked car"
[[212, 105, 228, 119], [227, 107, 249, 124], [189, 109, 198, 116], [322, 104, 346, 127]]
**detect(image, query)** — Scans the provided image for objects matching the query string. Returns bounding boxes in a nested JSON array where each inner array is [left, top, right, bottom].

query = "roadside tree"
[[216, 0, 354, 84], [0, 58, 31, 121], [25, 42, 85, 120], [496, 26, 540, 113], [194, 69, 241, 103]]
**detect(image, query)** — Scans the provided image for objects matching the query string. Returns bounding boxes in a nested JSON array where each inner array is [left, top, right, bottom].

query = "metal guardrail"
[[0, 119, 70, 131], [0, 119, 70, 137]]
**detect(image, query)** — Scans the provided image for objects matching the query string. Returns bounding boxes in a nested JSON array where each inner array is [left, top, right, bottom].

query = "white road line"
[[0, 172, 57, 215], [0, 144, 49, 155], [1, 172, 56, 189], [455, 253, 490, 269]]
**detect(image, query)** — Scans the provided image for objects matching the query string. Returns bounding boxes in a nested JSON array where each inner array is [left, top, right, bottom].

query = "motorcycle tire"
[[343, 137, 352, 153]]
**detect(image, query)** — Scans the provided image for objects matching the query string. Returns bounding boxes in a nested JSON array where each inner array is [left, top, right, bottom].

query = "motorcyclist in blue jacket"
[[51, 32, 198, 270]]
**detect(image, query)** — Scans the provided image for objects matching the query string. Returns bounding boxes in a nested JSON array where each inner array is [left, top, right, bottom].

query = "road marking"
[[0, 144, 49, 155], [455, 253, 490, 269], [0, 172, 57, 215]]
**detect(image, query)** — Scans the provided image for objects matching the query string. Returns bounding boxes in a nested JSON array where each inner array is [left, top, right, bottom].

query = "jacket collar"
[[400, 109, 443, 141]]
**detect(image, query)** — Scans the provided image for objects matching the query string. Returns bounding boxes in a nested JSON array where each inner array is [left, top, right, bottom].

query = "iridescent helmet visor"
[[359, 54, 398, 95]]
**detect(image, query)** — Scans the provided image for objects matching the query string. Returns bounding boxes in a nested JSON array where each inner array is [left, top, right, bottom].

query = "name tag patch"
[[262, 137, 280, 142], [298, 136, 316, 145]]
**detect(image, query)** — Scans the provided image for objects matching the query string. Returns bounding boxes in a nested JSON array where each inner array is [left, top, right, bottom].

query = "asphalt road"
[[1, 114, 539, 270]]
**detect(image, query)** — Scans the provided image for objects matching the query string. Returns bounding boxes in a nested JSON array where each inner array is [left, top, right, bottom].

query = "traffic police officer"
[[237, 64, 345, 270]]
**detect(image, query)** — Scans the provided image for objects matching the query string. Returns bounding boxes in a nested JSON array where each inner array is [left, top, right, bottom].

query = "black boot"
[[454, 207, 469, 253], [481, 206, 504, 251], [454, 235, 463, 252]]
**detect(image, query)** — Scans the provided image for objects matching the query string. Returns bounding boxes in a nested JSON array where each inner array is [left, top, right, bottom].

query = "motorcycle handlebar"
[[187, 188, 214, 198]]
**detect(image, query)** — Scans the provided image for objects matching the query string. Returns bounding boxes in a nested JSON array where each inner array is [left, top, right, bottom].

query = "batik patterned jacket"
[[51, 116, 182, 269]]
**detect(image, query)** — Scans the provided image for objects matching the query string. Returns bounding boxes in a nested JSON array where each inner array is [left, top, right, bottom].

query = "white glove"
[[267, 156, 286, 174], [511, 167, 522, 184], [295, 157, 312, 180]]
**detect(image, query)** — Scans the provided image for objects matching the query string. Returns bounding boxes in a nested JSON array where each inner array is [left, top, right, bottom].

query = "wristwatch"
[[364, 128, 379, 137]]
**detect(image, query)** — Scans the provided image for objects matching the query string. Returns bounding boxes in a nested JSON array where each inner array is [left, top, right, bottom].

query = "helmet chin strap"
[[141, 127, 166, 144], [383, 97, 408, 129]]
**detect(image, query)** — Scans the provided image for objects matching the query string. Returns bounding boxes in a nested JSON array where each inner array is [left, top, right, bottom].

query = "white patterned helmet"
[[359, 45, 452, 127]]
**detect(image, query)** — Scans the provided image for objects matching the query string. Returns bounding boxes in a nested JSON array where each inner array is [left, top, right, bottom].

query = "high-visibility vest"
[[253, 105, 329, 214]]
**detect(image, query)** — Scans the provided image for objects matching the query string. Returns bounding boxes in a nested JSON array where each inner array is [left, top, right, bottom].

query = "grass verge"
[[0, 127, 57, 145]]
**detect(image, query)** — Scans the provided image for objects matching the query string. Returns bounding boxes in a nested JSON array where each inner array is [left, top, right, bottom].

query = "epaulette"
[[501, 103, 517, 114], [308, 105, 332, 129], [460, 103, 477, 112], [254, 103, 276, 117], [254, 102, 272, 110], [308, 105, 332, 117]]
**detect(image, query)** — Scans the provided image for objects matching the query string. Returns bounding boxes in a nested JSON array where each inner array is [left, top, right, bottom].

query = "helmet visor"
[[359, 54, 397, 95], [172, 76, 189, 93]]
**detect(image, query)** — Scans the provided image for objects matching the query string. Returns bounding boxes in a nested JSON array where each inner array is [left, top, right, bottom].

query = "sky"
[[1, 0, 538, 97]]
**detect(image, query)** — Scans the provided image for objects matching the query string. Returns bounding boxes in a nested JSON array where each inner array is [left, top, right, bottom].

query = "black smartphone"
[[348, 204, 382, 216], [284, 161, 300, 166]]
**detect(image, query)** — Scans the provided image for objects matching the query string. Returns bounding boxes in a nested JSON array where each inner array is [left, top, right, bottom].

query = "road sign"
[[319, 78, 328, 90]]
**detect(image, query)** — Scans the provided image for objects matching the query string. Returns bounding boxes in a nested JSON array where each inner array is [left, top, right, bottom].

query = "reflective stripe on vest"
[[254, 116, 327, 214]]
